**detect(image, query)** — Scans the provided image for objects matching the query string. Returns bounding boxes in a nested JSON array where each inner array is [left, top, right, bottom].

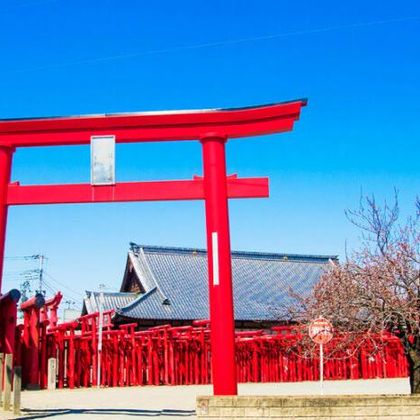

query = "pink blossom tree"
[[287, 194, 420, 393]]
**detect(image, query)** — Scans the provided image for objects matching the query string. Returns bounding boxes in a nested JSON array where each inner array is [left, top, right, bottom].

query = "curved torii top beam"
[[0, 99, 307, 147]]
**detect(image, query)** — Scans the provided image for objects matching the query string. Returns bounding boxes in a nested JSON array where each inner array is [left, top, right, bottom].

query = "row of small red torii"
[[13, 302, 410, 390], [0, 99, 307, 395]]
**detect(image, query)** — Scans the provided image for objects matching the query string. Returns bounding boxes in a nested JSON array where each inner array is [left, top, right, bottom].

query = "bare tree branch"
[[287, 194, 420, 393]]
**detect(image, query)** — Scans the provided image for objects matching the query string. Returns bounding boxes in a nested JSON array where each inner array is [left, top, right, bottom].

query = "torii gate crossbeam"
[[0, 99, 306, 395]]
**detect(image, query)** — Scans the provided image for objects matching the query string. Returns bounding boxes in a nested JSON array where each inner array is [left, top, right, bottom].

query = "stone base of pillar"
[[197, 395, 420, 419]]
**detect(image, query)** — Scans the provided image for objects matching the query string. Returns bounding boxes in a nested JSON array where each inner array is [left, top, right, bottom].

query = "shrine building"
[[82, 243, 337, 328]]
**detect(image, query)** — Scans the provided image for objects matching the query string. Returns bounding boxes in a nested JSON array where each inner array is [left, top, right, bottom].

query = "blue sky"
[[1, 1, 419, 306]]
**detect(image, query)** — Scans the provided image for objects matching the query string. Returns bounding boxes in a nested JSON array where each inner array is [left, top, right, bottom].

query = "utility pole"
[[36, 254, 45, 296]]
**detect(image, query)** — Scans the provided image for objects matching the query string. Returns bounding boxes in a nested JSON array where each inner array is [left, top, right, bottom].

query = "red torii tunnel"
[[0, 99, 307, 395]]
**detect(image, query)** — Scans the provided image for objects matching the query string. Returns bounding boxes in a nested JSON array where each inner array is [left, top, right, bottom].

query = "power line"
[[2, 15, 419, 75], [42, 276, 80, 303], [5, 254, 83, 300], [44, 271, 84, 298], [5, 255, 40, 260], [40, 278, 56, 295], [7, 254, 47, 295], [3, 255, 39, 298], [4, 255, 83, 308]]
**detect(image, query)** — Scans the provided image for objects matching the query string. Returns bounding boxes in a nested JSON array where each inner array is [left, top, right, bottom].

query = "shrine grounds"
[[0, 377, 410, 419]]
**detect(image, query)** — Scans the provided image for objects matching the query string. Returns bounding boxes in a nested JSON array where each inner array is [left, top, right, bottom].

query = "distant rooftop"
[[114, 244, 337, 324], [81, 290, 137, 316]]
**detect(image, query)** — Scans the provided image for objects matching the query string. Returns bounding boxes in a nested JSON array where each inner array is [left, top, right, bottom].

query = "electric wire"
[[3, 15, 419, 74], [40, 278, 57, 295], [5, 256, 85, 301], [4, 255, 40, 260], [44, 271, 84, 298], [42, 276, 81, 304]]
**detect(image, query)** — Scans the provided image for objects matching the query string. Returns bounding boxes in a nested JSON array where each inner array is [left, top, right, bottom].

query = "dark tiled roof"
[[82, 291, 138, 315], [115, 245, 336, 322]]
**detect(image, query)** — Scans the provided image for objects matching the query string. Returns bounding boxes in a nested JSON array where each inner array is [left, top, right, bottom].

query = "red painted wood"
[[202, 136, 237, 395], [19, 317, 408, 389], [0, 146, 13, 293], [0, 289, 20, 354], [10, 297, 410, 390], [7, 177, 269, 206], [0, 101, 306, 147]]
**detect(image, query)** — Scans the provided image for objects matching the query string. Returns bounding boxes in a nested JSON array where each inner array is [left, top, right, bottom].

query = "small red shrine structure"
[[0, 100, 307, 395]]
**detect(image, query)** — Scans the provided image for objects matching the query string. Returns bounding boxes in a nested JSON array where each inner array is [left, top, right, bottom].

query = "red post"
[[0, 145, 14, 294], [0, 289, 20, 354], [21, 294, 45, 388], [68, 329, 75, 389], [201, 135, 237, 395], [4, 302, 18, 353]]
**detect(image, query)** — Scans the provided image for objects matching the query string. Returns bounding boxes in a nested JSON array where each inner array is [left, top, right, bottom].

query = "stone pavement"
[[0, 378, 410, 419]]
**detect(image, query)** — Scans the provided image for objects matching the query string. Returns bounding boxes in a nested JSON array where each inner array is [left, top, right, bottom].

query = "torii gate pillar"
[[202, 135, 237, 395], [0, 146, 13, 278]]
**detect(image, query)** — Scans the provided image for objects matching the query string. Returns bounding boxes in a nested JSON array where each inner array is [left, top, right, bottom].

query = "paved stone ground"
[[0, 378, 410, 419]]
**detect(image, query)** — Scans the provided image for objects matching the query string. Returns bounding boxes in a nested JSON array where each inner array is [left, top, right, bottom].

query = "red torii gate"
[[0, 99, 306, 395]]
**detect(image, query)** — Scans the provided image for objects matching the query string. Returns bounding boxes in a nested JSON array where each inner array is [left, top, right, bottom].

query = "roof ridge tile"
[[130, 243, 337, 263]]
